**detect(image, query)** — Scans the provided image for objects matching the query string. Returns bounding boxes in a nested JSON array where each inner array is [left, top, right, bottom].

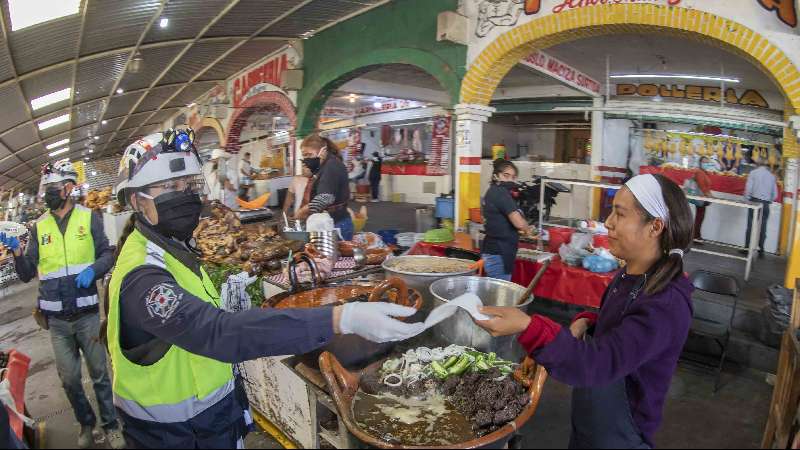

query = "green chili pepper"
[[448, 355, 473, 376], [431, 361, 449, 379], [487, 352, 497, 365], [476, 359, 491, 371], [442, 356, 459, 370]]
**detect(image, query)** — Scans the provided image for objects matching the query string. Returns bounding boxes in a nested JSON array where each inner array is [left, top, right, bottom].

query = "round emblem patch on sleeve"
[[146, 283, 183, 322]]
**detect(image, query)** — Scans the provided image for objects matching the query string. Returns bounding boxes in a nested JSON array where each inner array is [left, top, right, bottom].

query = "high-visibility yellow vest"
[[35, 205, 98, 315], [107, 229, 234, 423]]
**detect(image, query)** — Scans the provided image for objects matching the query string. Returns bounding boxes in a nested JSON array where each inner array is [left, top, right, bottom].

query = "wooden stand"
[[762, 283, 800, 449]]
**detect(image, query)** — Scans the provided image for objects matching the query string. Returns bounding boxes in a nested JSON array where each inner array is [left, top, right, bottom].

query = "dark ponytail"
[[633, 174, 694, 295], [492, 159, 517, 183], [113, 214, 137, 262]]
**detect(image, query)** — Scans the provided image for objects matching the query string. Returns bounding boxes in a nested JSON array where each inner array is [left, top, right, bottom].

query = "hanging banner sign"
[[355, 100, 425, 115], [615, 83, 770, 109], [232, 46, 300, 108], [521, 50, 602, 96]]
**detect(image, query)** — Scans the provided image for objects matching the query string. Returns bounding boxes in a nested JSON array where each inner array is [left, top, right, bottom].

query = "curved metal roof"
[[0, 0, 387, 190]]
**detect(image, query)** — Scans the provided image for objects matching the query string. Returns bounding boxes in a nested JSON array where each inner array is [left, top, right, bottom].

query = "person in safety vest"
[[108, 129, 424, 448], [0, 160, 125, 449]]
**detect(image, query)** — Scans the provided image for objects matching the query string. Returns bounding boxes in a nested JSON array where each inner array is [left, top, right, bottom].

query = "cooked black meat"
[[493, 398, 506, 411], [474, 410, 494, 429], [493, 406, 517, 425], [360, 372, 384, 396], [441, 376, 461, 395]]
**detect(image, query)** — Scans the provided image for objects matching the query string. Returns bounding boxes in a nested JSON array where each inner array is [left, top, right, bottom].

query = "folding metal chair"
[[688, 270, 741, 393]]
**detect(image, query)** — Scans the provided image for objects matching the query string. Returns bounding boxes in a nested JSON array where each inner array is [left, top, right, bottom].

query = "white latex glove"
[[339, 302, 425, 343]]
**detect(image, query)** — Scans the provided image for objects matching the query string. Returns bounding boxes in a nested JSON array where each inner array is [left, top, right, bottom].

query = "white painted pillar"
[[590, 96, 605, 219], [454, 103, 495, 228]]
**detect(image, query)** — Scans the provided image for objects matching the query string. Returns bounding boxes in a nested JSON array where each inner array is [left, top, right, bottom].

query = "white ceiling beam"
[[99, 0, 245, 156], [111, 0, 318, 155], [90, 0, 169, 159]]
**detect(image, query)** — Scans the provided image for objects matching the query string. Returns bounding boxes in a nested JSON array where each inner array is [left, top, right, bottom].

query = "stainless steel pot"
[[382, 256, 477, 315], [430, 276, 531, 362]]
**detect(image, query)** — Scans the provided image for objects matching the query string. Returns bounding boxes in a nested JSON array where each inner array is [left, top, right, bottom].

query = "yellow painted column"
[[784, 107, 800, 287], [590, 97, 605, 220], [454, 104, 495, 228]]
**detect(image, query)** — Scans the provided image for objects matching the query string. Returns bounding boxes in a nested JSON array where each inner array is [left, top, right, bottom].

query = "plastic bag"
[[354, 232, 387, 249], [578, 220, 608, 235], [582, 254, 619, 273], [570, 232, 593, 250], [307, 212, 335, 232], [559, 232, 594, 266]]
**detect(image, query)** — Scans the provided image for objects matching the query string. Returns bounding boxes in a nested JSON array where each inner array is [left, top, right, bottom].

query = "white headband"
[[625, 174, 669, 221]]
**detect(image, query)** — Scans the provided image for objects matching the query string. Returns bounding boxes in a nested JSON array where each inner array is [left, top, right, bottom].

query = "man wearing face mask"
[[108, 130, 424, 448], [0, 159, 124, 449], [480, 159, 533, 281]]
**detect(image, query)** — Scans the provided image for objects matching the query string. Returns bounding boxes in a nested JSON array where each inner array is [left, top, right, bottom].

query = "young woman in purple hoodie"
[[477, 174, 694, 449]]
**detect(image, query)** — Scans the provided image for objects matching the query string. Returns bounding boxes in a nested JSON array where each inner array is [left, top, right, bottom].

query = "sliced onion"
[[383, 374, 404, 387]]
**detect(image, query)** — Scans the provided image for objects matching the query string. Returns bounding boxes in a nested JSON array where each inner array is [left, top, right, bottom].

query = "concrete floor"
[[0, 201, 776, 448]]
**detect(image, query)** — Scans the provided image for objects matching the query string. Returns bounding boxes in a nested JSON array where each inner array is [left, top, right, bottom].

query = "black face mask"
[[497, 181, 519, 190], [303, 157, 322, 174], [149, 191, 203, 241], [44, 187, 66, 211]]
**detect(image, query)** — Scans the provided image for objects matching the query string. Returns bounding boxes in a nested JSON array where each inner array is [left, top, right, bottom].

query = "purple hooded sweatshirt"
[[529, 273, 694, 447]]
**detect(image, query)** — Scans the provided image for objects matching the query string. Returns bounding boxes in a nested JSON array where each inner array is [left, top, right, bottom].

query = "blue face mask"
[[701, 162, 715, 172]]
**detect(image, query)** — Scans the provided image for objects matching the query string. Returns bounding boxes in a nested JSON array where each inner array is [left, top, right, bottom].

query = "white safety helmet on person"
[[115, 128, 204, 206]]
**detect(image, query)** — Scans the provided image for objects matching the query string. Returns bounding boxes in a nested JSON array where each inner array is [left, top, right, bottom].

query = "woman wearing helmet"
[[107, 129, 424, 448]]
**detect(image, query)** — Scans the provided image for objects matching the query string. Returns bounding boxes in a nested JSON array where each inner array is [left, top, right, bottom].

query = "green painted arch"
[[296, 47, 462, 137]]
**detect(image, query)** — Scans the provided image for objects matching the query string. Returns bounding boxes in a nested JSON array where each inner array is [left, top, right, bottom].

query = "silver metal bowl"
[[430, 276, 531, 362], [382, 256, 477, 314]]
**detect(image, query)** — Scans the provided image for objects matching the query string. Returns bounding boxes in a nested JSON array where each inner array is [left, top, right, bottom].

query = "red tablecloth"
[[639, 165, 781, 201], [512, 256, 615, 309]]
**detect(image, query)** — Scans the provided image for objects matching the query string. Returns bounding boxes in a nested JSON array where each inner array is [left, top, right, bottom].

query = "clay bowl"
[[319, 352, 548, 449]]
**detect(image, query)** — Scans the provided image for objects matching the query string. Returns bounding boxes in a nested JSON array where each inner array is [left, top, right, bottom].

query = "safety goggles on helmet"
[[136, 174, 208, 200]]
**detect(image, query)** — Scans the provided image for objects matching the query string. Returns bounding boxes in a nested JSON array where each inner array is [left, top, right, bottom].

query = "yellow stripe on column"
[[458, 171, 482, 227], [785, 204, 800, 288]]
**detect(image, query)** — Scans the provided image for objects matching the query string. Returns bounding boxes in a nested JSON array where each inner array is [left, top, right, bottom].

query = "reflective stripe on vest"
[[39, 295, 98, 312], [39, 263, 93, 281], [113, 379, 235, 423], [107, 229, 233, 423]]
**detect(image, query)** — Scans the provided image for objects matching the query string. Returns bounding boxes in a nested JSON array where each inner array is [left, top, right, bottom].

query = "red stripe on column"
[[460, 157, 482, 166]]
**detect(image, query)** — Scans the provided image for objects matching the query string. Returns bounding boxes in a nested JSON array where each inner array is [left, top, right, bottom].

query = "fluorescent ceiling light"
[[101, 120, 108, 125], [610, 74, 740, 83], [45, 138, 69, 150], [31, 88, 71, 110], [116, 88, 124, 94], [159, 18, 169, 28], [8, 0, 80, 31], [38, 114, 70, 131], [48, 147, 69, 157]]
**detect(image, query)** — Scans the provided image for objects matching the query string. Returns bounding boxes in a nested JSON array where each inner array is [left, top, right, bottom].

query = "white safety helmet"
[[115, 128, 203, 206], [41, 159, 78, 186]]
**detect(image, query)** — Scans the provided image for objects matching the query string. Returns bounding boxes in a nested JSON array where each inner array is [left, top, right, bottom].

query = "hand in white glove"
[[338, 302, 425, 343]]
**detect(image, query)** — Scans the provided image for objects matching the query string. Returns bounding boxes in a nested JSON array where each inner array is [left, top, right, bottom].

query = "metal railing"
[[537, 178, 763, 281]]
